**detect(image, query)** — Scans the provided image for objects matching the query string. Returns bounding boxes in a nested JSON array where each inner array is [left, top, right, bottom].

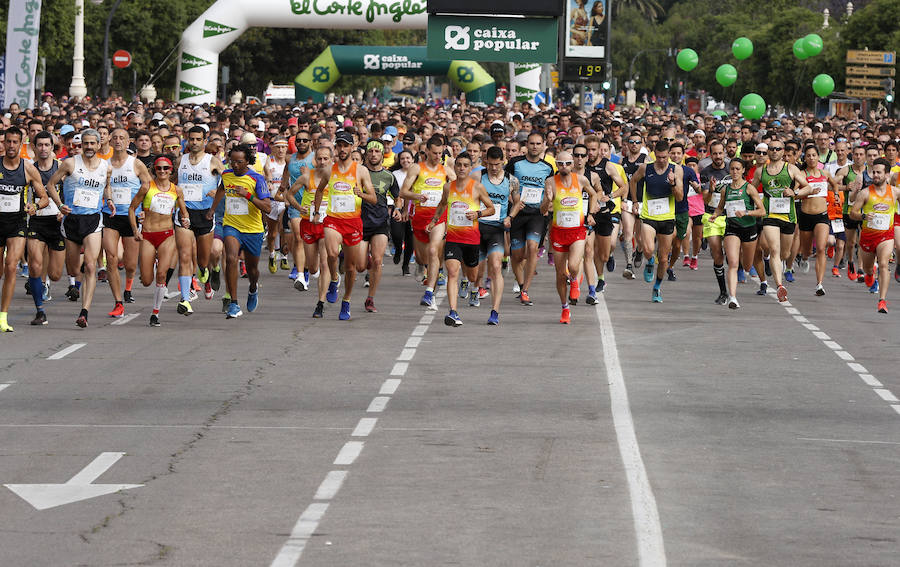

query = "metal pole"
[[606, 0, 612, 92], [101, 0, 124, 100], [69, 0, 88, 98], [132, 68, 137, 100]]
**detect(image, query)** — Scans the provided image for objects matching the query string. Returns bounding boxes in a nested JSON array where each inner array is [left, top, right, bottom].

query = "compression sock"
[[29, 277, 44, 310], [153, 283, 165, 314], [165, 267, 175, 286], [179, 276, 192, 301], [714, 264, 726, 294], [125, 278, 134, 292], [654, 277, 662, 290]]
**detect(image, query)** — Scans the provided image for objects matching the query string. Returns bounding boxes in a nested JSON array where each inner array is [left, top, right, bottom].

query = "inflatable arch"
[[294, 46, 494, 104]]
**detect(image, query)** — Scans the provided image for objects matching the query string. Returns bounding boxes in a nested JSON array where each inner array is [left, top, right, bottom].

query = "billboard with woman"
[[565, 0, 606, 58]]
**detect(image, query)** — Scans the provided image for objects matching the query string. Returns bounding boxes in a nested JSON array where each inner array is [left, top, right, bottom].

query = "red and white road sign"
[[112, 50, 131, 69]]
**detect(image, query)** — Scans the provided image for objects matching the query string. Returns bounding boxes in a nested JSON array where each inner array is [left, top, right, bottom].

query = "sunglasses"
[[164, 144, 180, 150], [663, 137, 675, 142], [573, 153, 587, 158], [558, 160, 573, 166], [697, 148, 708, 153], [769, 147, 784, 151], [155, 166, 171, 171], [628, 140, 641, 144], [297, 138, 310, 142], [756, 151, 767, 155]]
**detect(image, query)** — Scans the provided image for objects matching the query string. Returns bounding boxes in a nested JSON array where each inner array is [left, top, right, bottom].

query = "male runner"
[[836, 144, 868, 280], [699, 140, 732, 304], [281, 130, 316, 286], [585, 137, 627, 296], [619, 131, 647, 278], [362, 139, 400, 313]]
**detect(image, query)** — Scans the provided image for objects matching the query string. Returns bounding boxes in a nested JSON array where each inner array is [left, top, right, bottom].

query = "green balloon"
[[716, 64, 738, 87], [676, 48, 699, 72], [793, 38, 809, 60], [739, 93, 766, 120], [812, 74, 835, 97], [732, 37, 753, 60], [804, 33, 823, 57]]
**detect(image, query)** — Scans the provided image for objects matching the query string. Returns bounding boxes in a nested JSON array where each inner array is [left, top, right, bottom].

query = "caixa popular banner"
[[427, 15, 558, 63]]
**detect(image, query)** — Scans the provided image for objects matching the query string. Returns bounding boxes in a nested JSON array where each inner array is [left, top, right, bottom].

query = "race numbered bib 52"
[[421, 189, 442, 208], [556, 210, 580, 228]]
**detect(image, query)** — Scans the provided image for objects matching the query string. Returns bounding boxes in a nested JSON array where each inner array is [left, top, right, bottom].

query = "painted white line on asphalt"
[[379, 378, 401, 395], [799, 436, 900, 445], [874, 389, 899, 403], [835, 351, 854, 361], [784, 307, 800, 315], [333, 441, 364, 466], [269, 502, 329, 567], [390, 363, 408, 376], [0, 384, 10, 394], [314, 471, 348, 501], [367, 396, 390, 413], [812, 331, 831, 340], [822, 341, 842, 351], [594, 297, 666, 566], [397, 348, 416, 361], [411, 325, 428, 336], [351, 418, 377, 437], [802, 323, 820, 331], [404, 337, 421, 348], [47, 343, 86, 360], [858, 374, 883, 388], [893, 405, 900, 416], [793, 315, 809, 323], [110, 313, 140, 326], [418, 314, 433, 325], [848, 363, 868, 373]]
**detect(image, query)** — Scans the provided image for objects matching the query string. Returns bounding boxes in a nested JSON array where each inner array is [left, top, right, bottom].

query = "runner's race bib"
[[868, 213, 891, 231], [647, 197, 670, 216], [0, 194, 19, 212], [725, 200, 746, 218], [830, 218, 844, 233], [181, 183, 203, 202], [226, 195, 249, 216], [73, 188, 100, 209], [421, 189, 442, 208], [331, 194, 355, 213], [150, 193, 176, 216], [770, 197, 790, 214]]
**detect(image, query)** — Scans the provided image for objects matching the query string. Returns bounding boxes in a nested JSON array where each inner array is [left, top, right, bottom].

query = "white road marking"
[[390, 363, 408, 376], [379, 378, 401, 395], [351, 418, 377, 437], [799, 436, 900, 445], [848, 363, 868, 373], [793, 315, 809, 323], [874, 389, 899, 403], [802, 323, 820, 331], [835, 351, 854, 361], [396, 348, 416, 361], [366, 396, 390, 413], [269, 503, 329, 567], [314, 471, 348, 501], [404, 337, 421, 348], [781, 301, 792, 306], [110, 313, 140, 326], [333, 441, 364, 466], [594, 297, 666, 566], [0, 384, 10, 394], [785, 307, 800, 315], [859, 374, 883, 388], [47, 343, 86, 360], [822, 341, 842, 351], [411, 325, 428, 336], [418, 314, 433, 325], [812, 331, 831, 340], [893, 405, 900, 416]]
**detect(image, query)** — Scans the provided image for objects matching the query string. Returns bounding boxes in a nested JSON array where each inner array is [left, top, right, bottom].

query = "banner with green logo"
[[427, 15, 558, 63]]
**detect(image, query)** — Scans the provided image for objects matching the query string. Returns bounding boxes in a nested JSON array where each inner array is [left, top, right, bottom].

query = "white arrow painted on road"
[[4, 452, 143, 510]]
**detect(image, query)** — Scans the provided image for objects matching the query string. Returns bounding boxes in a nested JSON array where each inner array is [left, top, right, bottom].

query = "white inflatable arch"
[[174, 0, 428, 104]]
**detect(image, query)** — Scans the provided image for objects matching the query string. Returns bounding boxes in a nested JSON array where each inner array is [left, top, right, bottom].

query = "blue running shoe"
[[326, 278, 340, 303], [784, 270, 795, 283], [420, 290, 435, 308], [749, 266, 758, 278], [651, 288, 663, 303], [289, 266, 299, 280], [225, 301, 243, 319], [737, 267, 747, 283], [643, 261, 654, 283], [437, 271, 446, 287], [487, 310, 499, 325], [339, 300, 351, 320], [869, 280, 879, 294], [606, 256, 616, 272], [444, 310, 463, 327], [247, 289, 259, 312]]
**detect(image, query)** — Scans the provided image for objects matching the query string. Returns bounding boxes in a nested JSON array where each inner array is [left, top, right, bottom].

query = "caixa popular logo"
[[560, 196, 579, 207], [444, 24, 541, 52]]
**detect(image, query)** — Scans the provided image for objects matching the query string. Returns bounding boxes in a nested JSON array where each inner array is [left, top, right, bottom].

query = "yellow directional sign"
[[846, 50, 896, 65], [846, 77, 888, 88], [846, 66, 895, 77], [845, 88, 887, 99]]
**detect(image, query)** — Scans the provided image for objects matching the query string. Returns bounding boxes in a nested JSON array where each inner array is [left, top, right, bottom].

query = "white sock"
[[154, 283, 166, 312]]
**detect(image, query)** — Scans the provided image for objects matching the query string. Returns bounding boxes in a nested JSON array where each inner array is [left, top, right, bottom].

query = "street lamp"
[[100, 0, 123, 99], [69, 0, 88, 98]]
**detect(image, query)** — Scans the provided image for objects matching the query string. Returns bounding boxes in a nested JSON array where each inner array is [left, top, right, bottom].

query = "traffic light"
[[602, 81, 611, 91], [886, 78, 895, 103]]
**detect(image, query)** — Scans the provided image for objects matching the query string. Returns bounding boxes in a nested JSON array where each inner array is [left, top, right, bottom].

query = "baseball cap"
[[256, 122, 265, 131], [152, 112, 164, 121], [335, 130, 354, 145], [755, 142, 769, 152], [402, 132, 415, 143], [715, 123, 726, 133], [490, 122, 505, 134], [240, 132, 258, 145], [692, 129, 706, 137], [73, 134, 82, 144], [380, 133, 394, 143], [288, 117, 298, 126], [384, 125, 398, 137], [59, 124, 75, 136]]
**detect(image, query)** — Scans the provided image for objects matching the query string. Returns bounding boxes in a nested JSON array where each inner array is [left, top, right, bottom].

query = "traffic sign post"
[[112, 50, 132, 69], [844, 49, 896, 101], [846, 50, 895, 65]]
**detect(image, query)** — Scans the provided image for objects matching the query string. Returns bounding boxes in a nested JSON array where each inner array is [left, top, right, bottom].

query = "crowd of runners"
[[0, 93, 898, 331]]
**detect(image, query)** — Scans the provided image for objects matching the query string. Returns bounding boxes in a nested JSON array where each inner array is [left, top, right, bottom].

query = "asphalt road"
[[1, 246, 898, 566]]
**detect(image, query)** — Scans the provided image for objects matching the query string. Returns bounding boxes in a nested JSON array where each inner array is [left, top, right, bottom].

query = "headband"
[[154, 156, 173, 168], [366, 140, 384, 152]]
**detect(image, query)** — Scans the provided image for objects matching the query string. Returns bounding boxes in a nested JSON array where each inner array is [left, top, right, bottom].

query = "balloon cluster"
[[793, 33, 834, 98]]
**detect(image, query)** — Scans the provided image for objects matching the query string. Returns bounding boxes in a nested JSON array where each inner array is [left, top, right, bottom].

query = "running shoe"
[[814, 283, 825, 296], [847, 265, 858, 281], [222, 297, 230, 313], [799, 257, 810, 273], [123, 290, 134, 303], [444, 310, 463, 327], [280, 257, 290, 271], [756, 282, 768, 296], [188, 289, 199, 302], [177, 300, 193, 315], [569, 278, 580, 303], [364, 274, 370, 288], [458, 278, 469, 298], [749, 266, 759, 278], [75, 315, 88, 328], [633, 250, 643, 267], [24, 280, 31, 296], [827, 245, 834, 259], [339, 300, 351, 320], [365, 297, 377, 313], [777, 285, 788, 302], [149, 314, 161, 327], [294, 275, 309, 291], [607, 256, 616, 272], [31, 311, 47, 326], [643, 259, 655, 283], [204, 282, 214, 300], [289, 266, 299, 280], [895, 266, 900, 284], [690, 257, 699, 271], [66, 285, 79, 302], [548, 254, 555, 266], [487, 310, 500, 325], [682, 256, 691, 268], [520, 290, 533, 306], [210, 268, 221, 291], [838, 259, 846, 269], [864, 273, 875, 288], [0, 319, 12, 332], [478, 287, 489, 299], [560, 307, 571, 324], [869, 279, 879, 294], [420, 290, 436, 310], [197, 267, 209, 284], [225, 302, 243, 319], [666, 268, 677, 282], [715, 293, 728, 305], [108, 303, 125, 318], [784, 270, 795, 283], [651, 288, 663, 303], [512, 282, 521, 295], [436, 271, 446, 287], [763, 257, 772, 277], [43, 283, 52, 302], [832, 266, 841, 277], [326, 278, 340, 303], [312, 301, 324, 318], [737, 267, 747, 283], [585, 291, 598, 305], [247, 290, 259, 313], [728, 296, 740, 310], [268, 256, 277, 273], [402, 265, 411, 276], [469, 290, 480, 307], [623, 265, 636, 279], [97, 268, 107, 283], [192, 277, 202, 292], [596, 279, 607, 293], [537, 246, 545, 258], [877, 299, 888, 314]]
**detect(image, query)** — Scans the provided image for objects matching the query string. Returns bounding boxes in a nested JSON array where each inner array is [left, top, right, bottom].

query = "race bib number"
[[181, 183, 203, 202], [449, 202, 471, 227], [421, 189, 442, 208], [647, 197, 670, 216], [770, 197, 790, 214], [331, 194, 355, 213], [708, 193, 722, 209], [556, 210, 580, 228], [0, 193, 19, 212], [582, 198, 590, 216], [830, 218, 844, 233], [688, 185, 699, 198], [810, 181, 828, 198], [37, 199, 59, 217], [521, 186, 542, 204], [111, 187, 132, 206], [725, 200, 746, 218], [226, 195, 249, 216], [481, 203, 500, 222], [73, 187, 100, 209], [150, 193, 175, 215], [868, 213, 891, 231]]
